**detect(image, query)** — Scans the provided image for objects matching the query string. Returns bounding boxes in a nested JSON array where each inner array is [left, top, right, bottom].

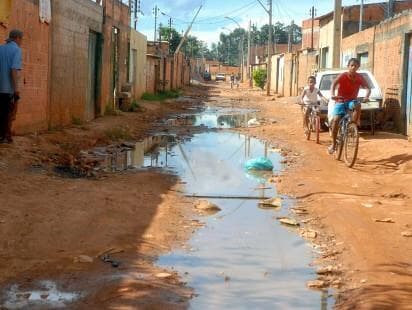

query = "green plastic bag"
[[244, 157, 274, 171]]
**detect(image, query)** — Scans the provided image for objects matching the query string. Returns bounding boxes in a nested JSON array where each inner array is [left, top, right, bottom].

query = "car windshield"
[[319, 73, 375, 91]]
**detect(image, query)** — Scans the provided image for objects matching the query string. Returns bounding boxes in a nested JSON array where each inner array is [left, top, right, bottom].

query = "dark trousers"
[[0, 93, 15, 140]]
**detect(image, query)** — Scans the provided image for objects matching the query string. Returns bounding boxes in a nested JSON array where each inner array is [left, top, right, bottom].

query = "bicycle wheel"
[[304, 117, 311, 140], [315, 116, 320, 144], [334, 127, 344, 161], [344, 122, 359, 168]]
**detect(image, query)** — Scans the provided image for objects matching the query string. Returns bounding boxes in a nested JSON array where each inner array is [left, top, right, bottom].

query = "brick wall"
[[146, 56, 159, 94], [0, 0, 50, 134], [49, 0, 103, 127], [341, 26, 375, 69], [250, 43, 301, 64], [101, 0, 130, 111], [374, 12, 412, 133], [301, 19, 320, 50], [341, 10, 412, 133]]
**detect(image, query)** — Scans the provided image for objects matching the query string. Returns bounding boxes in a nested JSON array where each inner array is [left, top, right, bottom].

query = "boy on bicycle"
[[328, 58, 371, 154], [300, 76, 327, 129]]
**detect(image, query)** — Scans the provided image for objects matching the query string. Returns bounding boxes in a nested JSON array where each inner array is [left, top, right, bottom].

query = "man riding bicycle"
[[328, 58, 371, 155]]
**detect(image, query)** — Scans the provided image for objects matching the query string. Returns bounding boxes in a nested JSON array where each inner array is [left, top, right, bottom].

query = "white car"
[[215, 73, 226, 81], [315, 69, 383, 123]]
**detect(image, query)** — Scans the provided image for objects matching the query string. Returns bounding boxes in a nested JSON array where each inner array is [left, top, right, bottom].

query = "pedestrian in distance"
[[230, 73, 235, 89], [0, 29, 23, 144], [328, 58, 371, 155], [235, 74, 240, 88]]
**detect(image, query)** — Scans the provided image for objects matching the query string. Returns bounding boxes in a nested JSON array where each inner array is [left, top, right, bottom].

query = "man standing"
[[0, 29, 23, 144]]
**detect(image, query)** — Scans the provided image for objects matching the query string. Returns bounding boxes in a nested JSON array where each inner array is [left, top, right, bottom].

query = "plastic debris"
[[244, 157, 274, 171], [259, 197, 282, 208], [155, 272, 173, 279], [277, 217, 300, 226], [401, 231, 412, 237], [373, 218, 394, 223]]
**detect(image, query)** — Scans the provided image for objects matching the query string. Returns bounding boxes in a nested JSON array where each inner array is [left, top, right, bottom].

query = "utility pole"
[[257, 0, 273, 95], [332, 0, 342, 68], [133, 0, 143, 29], [387, 0, 395, 18], [248, 20, 252, 87], [168, 18, 172, 53], [359, 0, 364, 32], [225, 16, 244, 82], [174, 5, 202, 55], [153, 5, 160, 43], [288, 20, 294, 53], [267, 0, 272, 96], [310, 6, 315, 49], [158, 22, 162, 44]]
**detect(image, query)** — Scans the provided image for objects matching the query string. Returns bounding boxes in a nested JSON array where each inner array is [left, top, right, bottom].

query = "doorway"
[[86, 31, 98, 121], [406, 34, 412, 135]]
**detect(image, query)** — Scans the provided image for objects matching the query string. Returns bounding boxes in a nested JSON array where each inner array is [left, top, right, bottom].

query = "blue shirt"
[[0, 41, 22, 94]]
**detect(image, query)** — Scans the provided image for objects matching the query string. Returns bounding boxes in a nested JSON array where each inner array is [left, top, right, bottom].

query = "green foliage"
[[129, 100, 140, 112], [71, 116, 83, 126], [141, 90, 181, 101], [104, 126, 132, 141], [104, 103, 119, 116], [253, 68, 267, 90]]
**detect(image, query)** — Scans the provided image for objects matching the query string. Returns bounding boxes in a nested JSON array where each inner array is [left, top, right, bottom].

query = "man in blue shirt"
[[0, 29, 23, 143]]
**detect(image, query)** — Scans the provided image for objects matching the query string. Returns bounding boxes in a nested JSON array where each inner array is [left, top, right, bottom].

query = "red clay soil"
[[1, 81, 412, 309], [211, 82, 412, 309], [0, 86, 208, 309]]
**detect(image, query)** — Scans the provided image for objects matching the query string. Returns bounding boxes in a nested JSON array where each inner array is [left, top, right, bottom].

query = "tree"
[[159, 26, 181, 53], [253, 68, 267, 89]]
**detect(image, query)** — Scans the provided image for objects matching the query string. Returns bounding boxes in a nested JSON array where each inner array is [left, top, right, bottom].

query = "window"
[[0, 0, 12, 23], [358, 52, 369, 67], [319, 73, 375, 91], [321, 47, 329, 69]]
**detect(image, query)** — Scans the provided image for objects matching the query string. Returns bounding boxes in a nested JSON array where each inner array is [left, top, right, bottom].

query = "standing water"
[[78, 108, 334, 308], [135, 108, 333, 309]]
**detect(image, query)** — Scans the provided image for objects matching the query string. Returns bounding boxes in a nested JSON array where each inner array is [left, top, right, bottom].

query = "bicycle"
[[331, 96, 360, 168], [298, 100, 326, 144]]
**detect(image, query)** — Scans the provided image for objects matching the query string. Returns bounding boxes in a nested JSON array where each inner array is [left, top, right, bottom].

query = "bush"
[[129, 100, 140, 112], [71, 116, 83, 126], [253, 68, 267, 90]]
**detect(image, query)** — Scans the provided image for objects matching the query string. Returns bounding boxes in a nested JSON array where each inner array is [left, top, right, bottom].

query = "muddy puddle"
[[20, 107, 334, 309], [153, 129, 334, 309], [2, 281, 80, 309], [78, 107, 334, 308]]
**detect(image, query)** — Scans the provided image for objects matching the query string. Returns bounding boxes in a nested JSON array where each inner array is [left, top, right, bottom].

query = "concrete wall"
[[50, 0, 103, 127], [129, 29, 147, 99], [101, 0, 130, 110], [297, 50, 318, 91], [319, 18, 335, 69], [0, 0, 50, 134]]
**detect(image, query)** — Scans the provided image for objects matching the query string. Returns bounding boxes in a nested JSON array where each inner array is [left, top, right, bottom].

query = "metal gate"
[[86, 31, 97, 121], [406, 35, 412, 135]]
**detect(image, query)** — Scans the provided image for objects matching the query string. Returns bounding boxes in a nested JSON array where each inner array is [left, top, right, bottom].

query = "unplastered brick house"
[[272, 1, 412, 136]]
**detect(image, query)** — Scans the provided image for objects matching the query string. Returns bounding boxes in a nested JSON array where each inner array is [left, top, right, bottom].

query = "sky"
[[135, 0, 391, 47]]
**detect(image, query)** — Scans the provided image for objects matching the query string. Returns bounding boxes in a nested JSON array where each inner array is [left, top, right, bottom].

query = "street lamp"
[[221, 27, 232, 66], [225, 16, 244, 82]]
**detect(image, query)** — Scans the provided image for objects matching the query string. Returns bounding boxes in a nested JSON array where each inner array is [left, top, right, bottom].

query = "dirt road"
[[209, 82, 412, 309], [1, 81, 411, 309]]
